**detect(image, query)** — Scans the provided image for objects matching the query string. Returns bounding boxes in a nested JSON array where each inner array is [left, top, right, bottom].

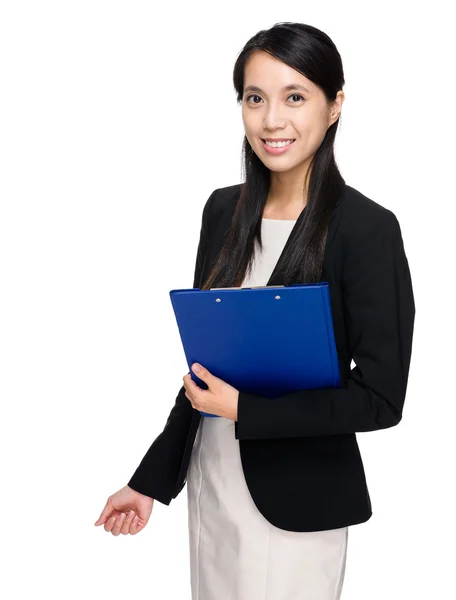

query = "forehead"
[[244, 51, 316, 95]]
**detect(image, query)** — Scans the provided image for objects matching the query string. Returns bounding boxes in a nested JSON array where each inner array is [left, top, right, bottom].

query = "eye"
[[288, 94, 304, 103], [245, 93, 305, 104], [245, 94, 262, 104]]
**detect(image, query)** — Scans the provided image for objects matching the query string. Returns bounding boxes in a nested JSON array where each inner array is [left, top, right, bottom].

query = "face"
[[241, 51, 344, 176]]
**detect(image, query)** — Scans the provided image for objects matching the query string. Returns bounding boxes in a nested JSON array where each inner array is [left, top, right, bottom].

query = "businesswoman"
[[95, 22, 415, 600]]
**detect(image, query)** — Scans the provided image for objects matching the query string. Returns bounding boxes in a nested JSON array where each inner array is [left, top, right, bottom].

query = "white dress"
[[187, 217, 349, 600]]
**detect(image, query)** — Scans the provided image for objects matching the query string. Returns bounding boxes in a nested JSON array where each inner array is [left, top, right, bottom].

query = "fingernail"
[[193, 363, 201, 372]]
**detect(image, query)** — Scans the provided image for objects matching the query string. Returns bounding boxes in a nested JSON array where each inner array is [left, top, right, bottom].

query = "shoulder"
[[339, 184, 402, 240], [205, 183, 243, 226], [210, 183, 242, 209]]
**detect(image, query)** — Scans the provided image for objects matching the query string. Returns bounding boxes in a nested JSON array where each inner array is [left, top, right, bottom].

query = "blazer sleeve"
[[234, 210, 416, 440], [126, 189, 217, 503]]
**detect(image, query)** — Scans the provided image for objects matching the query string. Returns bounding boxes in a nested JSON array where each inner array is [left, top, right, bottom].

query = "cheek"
[[242, 124, 256, 147], [242, 113, 254, 137], [313, 121, 330, 148], [242, 106, 263, 131], [296, 116, 327, 148]]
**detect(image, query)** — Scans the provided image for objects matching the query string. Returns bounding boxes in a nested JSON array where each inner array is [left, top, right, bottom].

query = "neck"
[[265, 161, 312, 214], [264, 181, 308, 221]]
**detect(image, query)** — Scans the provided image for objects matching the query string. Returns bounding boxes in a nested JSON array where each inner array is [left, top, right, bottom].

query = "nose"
[[263, 102, 287, 131]]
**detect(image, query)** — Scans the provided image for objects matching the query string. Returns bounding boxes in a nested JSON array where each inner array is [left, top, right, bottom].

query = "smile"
[[261, 139, 296, 154]]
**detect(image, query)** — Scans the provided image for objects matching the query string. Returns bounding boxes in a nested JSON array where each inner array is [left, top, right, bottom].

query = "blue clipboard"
[[169, 282, 341, 418]]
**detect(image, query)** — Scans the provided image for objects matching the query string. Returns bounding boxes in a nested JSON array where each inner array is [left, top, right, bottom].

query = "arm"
[[127, 189, 217, 503], [234, 211, 416, 441]]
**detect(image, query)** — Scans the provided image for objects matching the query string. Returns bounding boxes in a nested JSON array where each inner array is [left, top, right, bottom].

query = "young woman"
[[95, 22, 415, 600]]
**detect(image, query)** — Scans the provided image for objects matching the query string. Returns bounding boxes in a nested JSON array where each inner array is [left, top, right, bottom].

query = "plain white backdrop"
[[1, 1, 454, 598]]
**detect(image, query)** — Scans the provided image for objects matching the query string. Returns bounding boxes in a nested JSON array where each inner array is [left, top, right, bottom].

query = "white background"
[[1, 1, 454, 598]]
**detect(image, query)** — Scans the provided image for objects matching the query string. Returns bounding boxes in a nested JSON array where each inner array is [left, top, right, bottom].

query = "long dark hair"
[[202, 22, 346, 290]]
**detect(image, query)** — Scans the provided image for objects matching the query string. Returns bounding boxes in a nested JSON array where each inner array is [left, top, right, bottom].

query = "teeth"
[[264, 139, 294, 148]]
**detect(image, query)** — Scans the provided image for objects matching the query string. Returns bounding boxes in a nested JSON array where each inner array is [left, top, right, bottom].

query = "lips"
[[261, 139, 296, 142], [261, 138, 296, 155]]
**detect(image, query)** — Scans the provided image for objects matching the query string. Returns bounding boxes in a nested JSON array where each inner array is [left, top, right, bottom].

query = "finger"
[[185, 374, 202, 393], [94, 500, 114, 526], [189, 371, 213, 397], [187, 378, 209, 404], [184, 383, 194, 401], [130, 514, 142, 535], [121, 510, 135, 535], [191, 363, 212, 384], [111, 512, 126, 536], [104, 514, 118, 532], [185, 390, 196, 409], [183, 376, 191, 395], [183, 373, 194, 388]]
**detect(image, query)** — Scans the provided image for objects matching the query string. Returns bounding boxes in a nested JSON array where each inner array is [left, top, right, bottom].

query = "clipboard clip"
[[210, 285, 286, 290]]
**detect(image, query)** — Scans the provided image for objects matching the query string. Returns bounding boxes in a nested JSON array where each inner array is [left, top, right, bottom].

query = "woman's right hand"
[[94, 485, 154, 536]]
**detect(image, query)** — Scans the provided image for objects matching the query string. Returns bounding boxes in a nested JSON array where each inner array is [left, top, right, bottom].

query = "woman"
[[95, 22, 415, 600]]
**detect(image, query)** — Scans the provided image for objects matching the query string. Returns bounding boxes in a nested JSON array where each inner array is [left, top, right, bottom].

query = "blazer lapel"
[[266, 192, 344, 286]]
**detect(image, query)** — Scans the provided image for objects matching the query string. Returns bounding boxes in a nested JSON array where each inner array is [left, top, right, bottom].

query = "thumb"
[[191, 363, 213, 382], [94, 501, 114, 526]]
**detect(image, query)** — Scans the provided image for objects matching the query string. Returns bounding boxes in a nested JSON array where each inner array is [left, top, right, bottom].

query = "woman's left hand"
[[183, 363, 239, 421]]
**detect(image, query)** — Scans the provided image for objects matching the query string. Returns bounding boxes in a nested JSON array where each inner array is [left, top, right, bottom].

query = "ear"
[[328, 90, 344, 128]]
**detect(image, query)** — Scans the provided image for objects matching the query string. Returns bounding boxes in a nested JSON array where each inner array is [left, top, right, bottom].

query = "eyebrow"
[[244, 83, 311, 95]]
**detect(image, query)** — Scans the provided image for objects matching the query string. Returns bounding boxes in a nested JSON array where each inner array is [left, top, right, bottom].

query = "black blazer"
[[128, 183, 416, 532]]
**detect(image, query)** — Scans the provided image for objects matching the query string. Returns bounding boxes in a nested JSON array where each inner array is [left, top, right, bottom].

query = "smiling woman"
[[116, 20, 415, 600], [185, 22, 350, 600]]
